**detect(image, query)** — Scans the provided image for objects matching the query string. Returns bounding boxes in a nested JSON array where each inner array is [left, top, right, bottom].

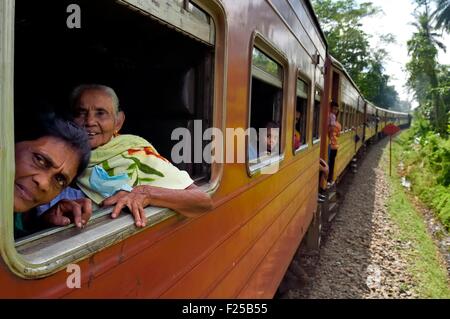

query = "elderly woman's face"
[[14, 136, 79, 213], [73, 89, 123, 149]]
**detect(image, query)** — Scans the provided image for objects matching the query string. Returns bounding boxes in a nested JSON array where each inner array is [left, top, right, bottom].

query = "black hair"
[[15, 113, 91, 178], [330, 101, 339, 108], [265, 121, 280, 129]]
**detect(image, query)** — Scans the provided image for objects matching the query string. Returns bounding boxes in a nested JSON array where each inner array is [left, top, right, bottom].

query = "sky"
[[357, 0, 450, 109]]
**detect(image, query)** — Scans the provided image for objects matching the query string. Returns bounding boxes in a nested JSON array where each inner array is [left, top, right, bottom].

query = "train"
[[0, 0, 410, 298]]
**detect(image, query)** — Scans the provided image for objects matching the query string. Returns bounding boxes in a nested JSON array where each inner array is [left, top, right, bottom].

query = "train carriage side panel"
[[0, 0, 327, 298]]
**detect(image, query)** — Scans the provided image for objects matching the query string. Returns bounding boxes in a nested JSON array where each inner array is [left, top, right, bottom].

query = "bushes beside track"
[[394, 116, 450, 230]]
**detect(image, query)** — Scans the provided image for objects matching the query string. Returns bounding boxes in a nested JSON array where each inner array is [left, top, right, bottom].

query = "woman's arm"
[[102, 184, 213, 227]]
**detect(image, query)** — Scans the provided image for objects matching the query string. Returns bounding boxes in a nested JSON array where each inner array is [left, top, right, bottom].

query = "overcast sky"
[[357, 0, 450, 108]]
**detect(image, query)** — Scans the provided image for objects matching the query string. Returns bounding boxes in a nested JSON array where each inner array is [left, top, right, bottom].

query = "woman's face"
[[14, 136, 79, 213], [72, 89, 124, 149]]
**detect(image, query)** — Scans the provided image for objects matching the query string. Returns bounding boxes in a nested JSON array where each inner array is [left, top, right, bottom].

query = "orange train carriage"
[[0, 0, 409, 298], [320, 56, 410, 183]]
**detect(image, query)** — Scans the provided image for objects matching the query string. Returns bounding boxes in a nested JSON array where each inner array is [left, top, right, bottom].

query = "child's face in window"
[[264, 128, 279, 153]]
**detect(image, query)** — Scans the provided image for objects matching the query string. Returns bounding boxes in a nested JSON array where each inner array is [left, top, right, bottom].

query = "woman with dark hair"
[[14, 115, 91, 237], [38, 85, 212, 229]]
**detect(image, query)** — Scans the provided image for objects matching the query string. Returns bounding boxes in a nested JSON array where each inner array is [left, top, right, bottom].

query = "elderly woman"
[[44, 84, 212, 228]]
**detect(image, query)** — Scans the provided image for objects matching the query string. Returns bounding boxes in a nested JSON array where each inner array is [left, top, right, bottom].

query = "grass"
[[383, 132, 450, 298]]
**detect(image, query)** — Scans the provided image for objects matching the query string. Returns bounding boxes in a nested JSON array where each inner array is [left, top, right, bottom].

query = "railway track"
[[277, 138, 421, 299]]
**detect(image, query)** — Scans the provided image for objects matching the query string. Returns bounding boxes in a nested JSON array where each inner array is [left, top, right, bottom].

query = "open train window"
[[6, 0, 225, 278], [348, 106, 353, 129], [247, 40, 286, 175], [15, 0, 215, 183], [294, 78, 309, 153], [312, 88, 321, 144], [349, 106, 355, 129], [338, 103, 345, 132], [345, 104, 350, 131], [344, 104, 350, 131]]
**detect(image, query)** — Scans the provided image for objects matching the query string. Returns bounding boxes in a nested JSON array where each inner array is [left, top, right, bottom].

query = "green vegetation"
[[394, 117, 450, 230], [384, 128, 450, 298], [311, 0, 403, 110], [433, 0, 450, 32], [406, 0, 449, 135]]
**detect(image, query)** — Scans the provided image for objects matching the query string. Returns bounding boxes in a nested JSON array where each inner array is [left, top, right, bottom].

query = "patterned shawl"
[[77, 134, 193, 204]]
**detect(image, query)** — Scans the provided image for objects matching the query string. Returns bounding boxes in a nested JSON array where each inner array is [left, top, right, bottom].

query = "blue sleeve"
[[248, 144, 258, 161], [35, 187, 85, 216]]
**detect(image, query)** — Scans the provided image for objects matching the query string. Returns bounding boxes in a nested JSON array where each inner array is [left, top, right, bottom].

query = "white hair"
[[70, 84, 120, 114]]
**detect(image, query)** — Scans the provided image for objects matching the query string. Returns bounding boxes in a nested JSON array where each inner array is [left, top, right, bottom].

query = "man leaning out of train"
[[37, 84, 213, 230], [14, 114, 92, 238]]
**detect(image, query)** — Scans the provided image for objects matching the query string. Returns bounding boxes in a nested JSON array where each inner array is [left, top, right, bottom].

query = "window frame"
[[293, 71, 311, 155], [350, 104, 355, 129], [339, 103, 345, 133], [312, 86, 322, 146], [2, 0, 228, 279], [246, 32, 288, 177]]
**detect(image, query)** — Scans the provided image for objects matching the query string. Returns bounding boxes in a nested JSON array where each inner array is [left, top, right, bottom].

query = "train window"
[[294, 78, 309, 152], [312, 88, 321, 144], [339, 103, 346, 132], [350, 106, 355, 129], [15, 0, 215, 183], [248, 42, 285, 174], [7, 0, 226, 278], [348, 106, 352, 130], [346, 105, 352, 131], [352, 109, 356, 128], [346, 105, 351, 130], [350, 106, 353, 129]]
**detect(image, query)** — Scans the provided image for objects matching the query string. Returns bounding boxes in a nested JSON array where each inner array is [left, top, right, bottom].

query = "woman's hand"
[[102, 190, 150, 228], [102, 184, 212, 227], [41, 198, 92, 228]]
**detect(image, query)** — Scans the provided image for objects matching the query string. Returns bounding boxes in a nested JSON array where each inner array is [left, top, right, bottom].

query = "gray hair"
[[70, 84, 120, 114]]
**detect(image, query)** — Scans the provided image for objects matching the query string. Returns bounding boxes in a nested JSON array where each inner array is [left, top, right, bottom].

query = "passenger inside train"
[[294, 79, 308, 151], [328, 101, 341, 183], [248, 121, 280, 162], [13, 115, 91, 238], [294, 109, 302, 149], [15, 0, 215, 186], [13, 0, 215, 237], [35, 84, 213, 230]]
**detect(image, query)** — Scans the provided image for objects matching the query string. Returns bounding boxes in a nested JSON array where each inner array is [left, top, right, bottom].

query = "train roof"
[[329, 54, 363, 96], [304, 0, 328, 48], [330, 56, 410, 116], [374, 105, 409, 116]]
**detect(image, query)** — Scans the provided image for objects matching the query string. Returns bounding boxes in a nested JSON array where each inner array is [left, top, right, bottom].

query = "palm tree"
[[407, 2, 448, 133], [433, 0, 450, 32]]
